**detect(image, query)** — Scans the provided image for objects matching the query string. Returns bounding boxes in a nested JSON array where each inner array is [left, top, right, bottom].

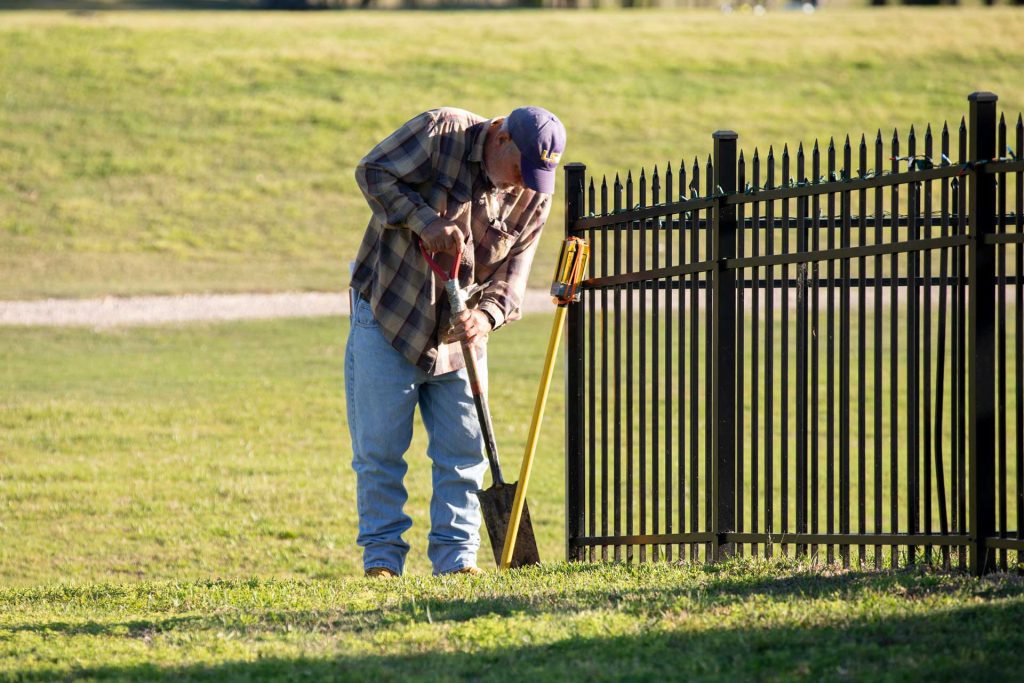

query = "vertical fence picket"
[[997, 114, 1008, 571], [751, 150, 761, 559], [937, 122, 952, 569], [765, 147, 775, 558], [858, 133, 869, 567], [705, 154, 715, 562], [796, 143, 809, 559], [841, 136, 853, 568], [594, 178, 608, 563], [737, 153, 746, 557], [639, 169, 648, 563], [781, 144, 791, 558], [923, 125, 934, 565], [690, 157, 700, 562], [954, 117, 962, 573], [874, 130, 885, 569], [827, 138, 836, 565], [678, 160, 687, 561], [890, 129, 901, 568], [607, 177, 622, 564], [664, 162, 674, 563], [652, 167, 661, 561], [812, 141, 821, 562], [625, 172, 634, 563], [907, 126, 919, 567]]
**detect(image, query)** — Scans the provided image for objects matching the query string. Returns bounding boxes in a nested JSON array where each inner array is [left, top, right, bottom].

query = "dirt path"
[[0, 290, 559, 328]]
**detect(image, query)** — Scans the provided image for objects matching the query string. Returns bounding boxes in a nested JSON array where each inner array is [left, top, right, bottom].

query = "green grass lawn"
[[2, 560, 1023, 681], [3, 311, 1022, 677], [2, 7, 1023, 299], [0, 314, 567, 586]]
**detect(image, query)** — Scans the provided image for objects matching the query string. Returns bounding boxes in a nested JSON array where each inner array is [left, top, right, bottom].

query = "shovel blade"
[[476, 481, 541, 568]]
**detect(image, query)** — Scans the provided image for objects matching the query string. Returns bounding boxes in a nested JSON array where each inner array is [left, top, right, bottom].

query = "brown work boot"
[[451, 566, 483, 576], [364, 567, 398, 579]]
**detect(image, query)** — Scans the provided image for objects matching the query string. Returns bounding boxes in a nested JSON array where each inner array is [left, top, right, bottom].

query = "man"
[[347, 106, 566, 578]]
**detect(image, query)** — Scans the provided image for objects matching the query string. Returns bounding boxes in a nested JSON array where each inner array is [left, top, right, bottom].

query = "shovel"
[[420, 243, 541, 569]]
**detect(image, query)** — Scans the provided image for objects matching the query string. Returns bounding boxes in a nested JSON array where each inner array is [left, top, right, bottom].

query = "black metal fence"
[[563, 92, 1024, 574]]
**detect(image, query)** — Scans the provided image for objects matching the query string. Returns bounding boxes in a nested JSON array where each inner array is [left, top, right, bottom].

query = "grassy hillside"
[[2, 8, 1023, 298]]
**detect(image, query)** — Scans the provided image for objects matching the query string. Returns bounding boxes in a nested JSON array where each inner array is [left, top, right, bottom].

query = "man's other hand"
[[420, 217, 463, 255], [443, 309, 492, 344]]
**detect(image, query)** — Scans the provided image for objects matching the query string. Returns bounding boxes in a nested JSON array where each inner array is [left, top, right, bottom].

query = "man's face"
[[484, 124, 525, 192]]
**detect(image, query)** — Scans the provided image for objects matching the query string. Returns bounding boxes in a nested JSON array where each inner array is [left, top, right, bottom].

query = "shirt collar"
[[468, 118, 492, 165]]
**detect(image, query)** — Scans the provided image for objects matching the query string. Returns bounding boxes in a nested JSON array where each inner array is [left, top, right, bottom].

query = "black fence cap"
[[713, 130, 739, 140], [968, 91, 998, 103]]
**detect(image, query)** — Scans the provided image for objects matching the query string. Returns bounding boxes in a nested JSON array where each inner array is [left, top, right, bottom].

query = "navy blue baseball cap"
[[507, 106, 566, 194]]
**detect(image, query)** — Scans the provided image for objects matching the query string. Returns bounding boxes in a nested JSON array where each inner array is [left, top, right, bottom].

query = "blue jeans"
[[345, 293, 488, 575]]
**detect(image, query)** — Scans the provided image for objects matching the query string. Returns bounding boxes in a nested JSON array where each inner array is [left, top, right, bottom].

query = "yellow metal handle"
[[500, 305, 567, 569]]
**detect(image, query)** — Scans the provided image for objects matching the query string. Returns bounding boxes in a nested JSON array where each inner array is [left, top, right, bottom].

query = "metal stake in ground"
[[499, 237, 589, 569]]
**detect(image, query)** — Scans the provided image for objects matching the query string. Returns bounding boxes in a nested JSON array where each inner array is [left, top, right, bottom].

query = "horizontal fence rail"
[[564, 92, 1023, 575]]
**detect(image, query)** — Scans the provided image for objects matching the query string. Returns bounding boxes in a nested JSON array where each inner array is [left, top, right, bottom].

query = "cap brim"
[[521, 161, 556, 194]]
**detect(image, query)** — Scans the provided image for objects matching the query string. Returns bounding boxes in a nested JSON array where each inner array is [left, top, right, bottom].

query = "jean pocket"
[[353, 296, 378, 328]]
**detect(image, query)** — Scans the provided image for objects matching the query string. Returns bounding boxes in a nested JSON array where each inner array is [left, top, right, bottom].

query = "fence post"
[[565, 162, 587, 563], [712, 132, 738, 561], [967, 92, 998, 576]]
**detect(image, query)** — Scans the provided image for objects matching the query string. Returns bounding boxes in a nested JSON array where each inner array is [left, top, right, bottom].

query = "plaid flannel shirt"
[[351, 108, 552, 375]]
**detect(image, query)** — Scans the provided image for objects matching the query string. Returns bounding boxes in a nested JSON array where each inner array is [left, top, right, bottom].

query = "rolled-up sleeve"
[[355, 112, 439, 236], [477, 195, 552, 329]]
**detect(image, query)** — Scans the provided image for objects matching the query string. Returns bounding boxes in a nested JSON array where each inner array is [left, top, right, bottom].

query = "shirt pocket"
[[477, 222, 522, 266]]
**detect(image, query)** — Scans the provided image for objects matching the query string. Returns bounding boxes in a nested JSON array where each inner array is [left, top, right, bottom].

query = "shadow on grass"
[[8, 566, 1024, 639], [9, 598, 1024, 681], [6, 567, 1024, 680]]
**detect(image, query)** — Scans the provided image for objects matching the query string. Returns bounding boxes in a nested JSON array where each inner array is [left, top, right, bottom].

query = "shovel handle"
[[462, 339, 505, 486], [500, 305, 566, 569], [445, 280, 505, 486]]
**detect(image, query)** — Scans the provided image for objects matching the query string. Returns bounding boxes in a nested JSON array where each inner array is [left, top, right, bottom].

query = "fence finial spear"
[[875, 129, 883, 144], [960, 116, 967, 133]]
